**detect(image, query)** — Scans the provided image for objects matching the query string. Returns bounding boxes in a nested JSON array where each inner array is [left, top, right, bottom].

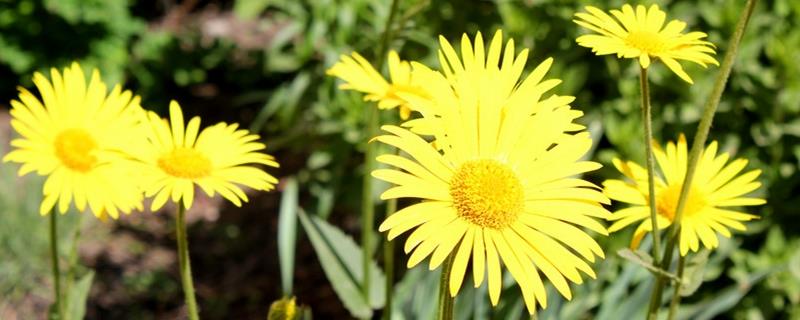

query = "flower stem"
[[361, 0, 400, 303], [382, 198, 397, 320], [50, 210, 64, 320], [176, 203, 200, 320], [437, 252, 456, 320], [639, 66, 661, 263], [667, 253, 686, 320], [646, 1, 758, 318]]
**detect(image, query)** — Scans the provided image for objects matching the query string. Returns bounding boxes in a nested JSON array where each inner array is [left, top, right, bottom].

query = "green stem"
[[382, 198, 397, 320], [361, 0, 400, 303], [50, 210, 64, 320], [437, 253, 456, 320], [640, 66, 661, 263], [63, 212, 85, 320], [667, 253, 686, 320], [646, 1, 758, 318], [176, 203, 200, 320]]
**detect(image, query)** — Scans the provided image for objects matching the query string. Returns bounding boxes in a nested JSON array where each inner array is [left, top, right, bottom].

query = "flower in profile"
[[374, 31, 610, 314], [134, 101, 279, 211], [604, 135, 765, 255], [327, 50, 425, 119], [573, 4, 718, 84], [3, 62, 144, 218]]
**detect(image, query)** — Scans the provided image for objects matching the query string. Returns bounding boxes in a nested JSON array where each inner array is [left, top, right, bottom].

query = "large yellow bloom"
[[373, 31, 609, 314], [604, 135, 765, 256], [3, 62, 144, 218], [134, 101, 279, 211], [327, 50, 425, 119], [573, 4, 718, 84]]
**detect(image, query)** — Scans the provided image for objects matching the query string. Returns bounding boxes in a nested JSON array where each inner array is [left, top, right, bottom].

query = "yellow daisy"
[[373, 31, 610, 314], [603, 135, 765, 256], [573, 4, 718, 84], [327, 50, 425, 119], [134, 101, 279, 211], [3, 62, 144, 218]]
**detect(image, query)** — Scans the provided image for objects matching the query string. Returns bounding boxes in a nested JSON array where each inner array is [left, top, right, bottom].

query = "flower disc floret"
[[450, 160, 523, 229], [54, 128, 98, 172], [157, 147, 212, 179]]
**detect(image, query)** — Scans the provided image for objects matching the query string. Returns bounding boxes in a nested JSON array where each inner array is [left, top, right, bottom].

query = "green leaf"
[[297, 209, 385, 318], [680, 250, 710, 297], [65, 271, 94, 320], [278, 177, 299, 296]]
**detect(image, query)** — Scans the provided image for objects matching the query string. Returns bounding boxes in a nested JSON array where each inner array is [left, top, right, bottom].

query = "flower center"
[[656, 184, 707, 221], [450, 159, 524, 229], [625, 30, 667, 53], [157, 147, 212, 179], [54, 128, 98, 172]]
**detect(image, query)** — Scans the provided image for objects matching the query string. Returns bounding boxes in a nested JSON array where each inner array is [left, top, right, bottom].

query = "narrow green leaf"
[[278, 177, 299, 296], [618, 248, 681, 282], [65, 271, 94, 320], [297, 209, 385, 318]]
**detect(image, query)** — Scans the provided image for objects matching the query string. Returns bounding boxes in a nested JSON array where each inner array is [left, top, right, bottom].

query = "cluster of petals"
[[4, 62, 278, 219]]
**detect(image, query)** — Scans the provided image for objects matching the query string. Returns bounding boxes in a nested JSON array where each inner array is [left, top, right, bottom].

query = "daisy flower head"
[[573, 4, 718, 84], [135, 101, 279, 211], [327, 50, 426, 119], [603, 135, 765, 256], [3, 62, 145, 218], [373, 31, 610, 314]]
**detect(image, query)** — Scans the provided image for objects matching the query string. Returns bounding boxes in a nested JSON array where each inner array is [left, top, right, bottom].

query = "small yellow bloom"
[[603, 135, 765, 256], [3, 62, 144, 218], [574, 4, 718, 84], [374, 31, 609, 314], [327, 50, 425, 119], [133, 101, 279, 211], [267, 296, 297, 320]]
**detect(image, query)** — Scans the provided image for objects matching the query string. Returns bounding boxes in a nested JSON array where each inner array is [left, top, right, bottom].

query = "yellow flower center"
[[450, 159, 524, 229], [54, 128, 98, 172], [656, 184, 707, 221], [625, 30, 667, 53], [157, 147, 212, 179]]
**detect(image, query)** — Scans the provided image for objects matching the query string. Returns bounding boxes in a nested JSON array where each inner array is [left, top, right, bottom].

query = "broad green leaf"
[[278, 177, 299, 296], [680, 250, 710, 297], [297, 209, 385, 318], [65, 271, 94, 320]]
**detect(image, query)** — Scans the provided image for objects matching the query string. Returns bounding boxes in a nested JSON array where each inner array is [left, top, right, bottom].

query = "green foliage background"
[[0, 0, 798, 319]]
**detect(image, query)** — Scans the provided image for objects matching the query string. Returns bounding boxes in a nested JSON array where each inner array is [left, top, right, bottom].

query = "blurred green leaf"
[[297, 209, 385, 318], [278, 177, 299, 296], [680, 250, 710, 297], [65, 271, 94, 320]]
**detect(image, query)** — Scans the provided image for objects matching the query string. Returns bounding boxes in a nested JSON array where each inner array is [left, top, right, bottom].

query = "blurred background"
[[0, 0, 798, 319]]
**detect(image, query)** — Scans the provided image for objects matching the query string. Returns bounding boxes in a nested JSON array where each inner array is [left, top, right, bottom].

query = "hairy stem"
[[646, 1, 758, 318], [361, 0, 401, 304], [176, 203, 199, 320], [50, 210, 64, 319], [640, 66, 661, 264], [667, 253, 687, 320], [436, 253, 456, 320]]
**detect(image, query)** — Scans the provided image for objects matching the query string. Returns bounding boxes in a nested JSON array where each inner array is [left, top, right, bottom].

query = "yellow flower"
[[3, 62, 144, 218], [603, 135, 765, 256], [373, 31, 610, 314], [573, 4, 718, 84], [327, 50, 425, 119], [267, 296, 297, 320], [134, 101, 279, 211]]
